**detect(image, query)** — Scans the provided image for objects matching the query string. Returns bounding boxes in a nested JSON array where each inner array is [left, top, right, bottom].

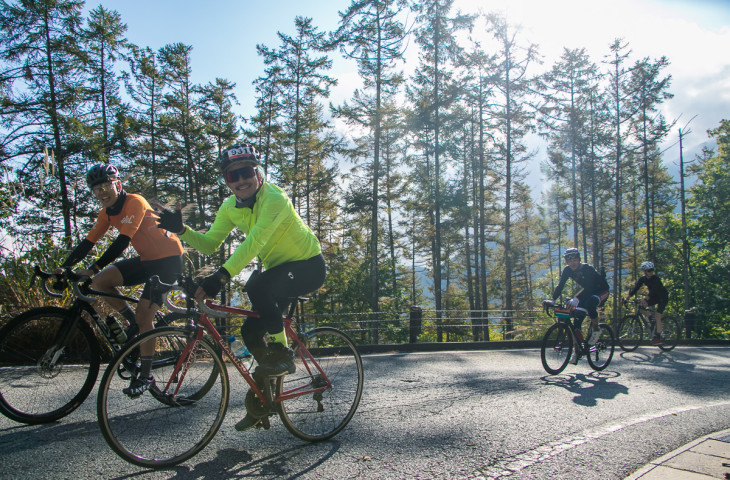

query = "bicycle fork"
[[39, 310, 86, 378]]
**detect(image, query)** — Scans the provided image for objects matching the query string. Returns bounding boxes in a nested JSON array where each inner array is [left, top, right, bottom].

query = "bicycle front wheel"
[[541, 323, 573, 375], [659, 315, 681, 351], [586, 323, 615, 371], [0, 307, 100, 424], [617, 315, 642, 352], [277, 327, 363, 442], [97, 327, 229, 468]]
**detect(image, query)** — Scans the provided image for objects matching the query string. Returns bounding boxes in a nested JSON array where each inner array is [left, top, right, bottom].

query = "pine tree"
[[123, 45, 166, 198], [263, 17, 336, 211], [333, 0, 408, 342], [626, 56, 674, 259], [0, 0, 89, 245], [410, 0, 473, 341], [537, 47, 599, 253], [82, 5, 129, 163], [483, 13, 539, 337]]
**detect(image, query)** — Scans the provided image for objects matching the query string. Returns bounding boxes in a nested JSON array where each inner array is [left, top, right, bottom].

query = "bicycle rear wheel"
[[586, 323, 615, 371], [0, 307, 100, 424], [97, 327, 229, 468], [617, 315, 642, 352], [277, 327, 363, 441], [540, 323, 573, 375], [659, 314, 680, 351]]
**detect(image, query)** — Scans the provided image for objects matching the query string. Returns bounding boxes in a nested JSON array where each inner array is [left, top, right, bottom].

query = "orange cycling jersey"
[[86, 194, 183, 261]]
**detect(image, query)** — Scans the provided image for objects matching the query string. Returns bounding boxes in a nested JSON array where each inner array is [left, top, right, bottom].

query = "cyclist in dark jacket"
[[624, 261, 669, 345], [550, 248, 610, 347]]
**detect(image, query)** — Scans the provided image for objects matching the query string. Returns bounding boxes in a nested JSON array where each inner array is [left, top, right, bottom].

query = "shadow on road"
[[618, 349, 696, 372], [107, 442, 341, 480], [541, 370, 629, 406]]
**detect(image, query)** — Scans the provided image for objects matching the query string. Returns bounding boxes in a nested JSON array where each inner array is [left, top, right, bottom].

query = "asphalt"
[[625, 428, 730, 479]]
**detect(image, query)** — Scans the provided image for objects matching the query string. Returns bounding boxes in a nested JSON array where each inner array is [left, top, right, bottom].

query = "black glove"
[[199, 267, 231, 299], [156, 206, 184, 234]]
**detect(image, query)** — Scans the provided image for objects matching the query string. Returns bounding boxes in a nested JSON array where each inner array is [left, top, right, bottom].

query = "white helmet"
[[640, 261, 655, 271]]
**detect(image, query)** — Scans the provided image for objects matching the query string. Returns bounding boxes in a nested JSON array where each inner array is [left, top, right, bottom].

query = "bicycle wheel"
[[617, 315, 642, 352], [0, 307, 100, 424], [659, 314, 680, 351], [277, 327, 363, 441], [541, 323, 573, 375], [97, 327, 229, 468], [586, 323, 615, 371]]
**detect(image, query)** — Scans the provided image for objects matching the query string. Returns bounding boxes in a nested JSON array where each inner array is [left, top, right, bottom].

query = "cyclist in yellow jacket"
[[155, 144, 325, 428]]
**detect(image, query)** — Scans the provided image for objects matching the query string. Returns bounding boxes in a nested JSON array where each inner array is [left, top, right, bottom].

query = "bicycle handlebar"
[[148, 275, 232, 319], [33, 265, 138, 304], [542, 299, 590, 317], [33, 266, 91, 299]]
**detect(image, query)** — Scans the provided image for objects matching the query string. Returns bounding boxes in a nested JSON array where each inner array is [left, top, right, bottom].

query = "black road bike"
[[540, 301, 615, 375], [0, 266, 173, 424], [616, 298, 681, 352]]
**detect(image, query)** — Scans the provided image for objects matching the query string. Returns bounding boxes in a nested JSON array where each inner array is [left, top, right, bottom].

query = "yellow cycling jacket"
[[180, 183, 321, 276]]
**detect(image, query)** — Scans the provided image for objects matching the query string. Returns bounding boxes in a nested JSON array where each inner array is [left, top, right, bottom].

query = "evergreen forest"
[[1, 0, 728, 343]]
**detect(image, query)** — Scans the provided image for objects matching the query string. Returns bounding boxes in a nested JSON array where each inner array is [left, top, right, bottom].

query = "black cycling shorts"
[[647, 295, 669, 314], [113, 255, 183, 303]]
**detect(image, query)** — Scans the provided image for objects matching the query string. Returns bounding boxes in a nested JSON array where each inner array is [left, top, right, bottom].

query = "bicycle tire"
[[276, 327, 363, 441], [659, 314, 680, 351], [586, 323, 615, 371], [540, 323, 573, 375], [0, 307, 100, 424], [617, 315, 642, 352], [97, 327, 229, 468]]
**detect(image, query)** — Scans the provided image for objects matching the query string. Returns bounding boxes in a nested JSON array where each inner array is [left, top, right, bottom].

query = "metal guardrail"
[[301, 308, 723, 346]]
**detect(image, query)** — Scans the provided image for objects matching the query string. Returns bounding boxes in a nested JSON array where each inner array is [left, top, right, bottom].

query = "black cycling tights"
[[241, 254, 326, 351]]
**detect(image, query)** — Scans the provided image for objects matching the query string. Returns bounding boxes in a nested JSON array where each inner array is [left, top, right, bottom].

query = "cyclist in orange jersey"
[[57, 164, 184, 397]]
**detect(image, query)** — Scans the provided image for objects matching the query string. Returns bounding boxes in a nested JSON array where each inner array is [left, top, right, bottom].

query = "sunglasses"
[[91, 181, 115, 194], [225, 165, 257, 183]]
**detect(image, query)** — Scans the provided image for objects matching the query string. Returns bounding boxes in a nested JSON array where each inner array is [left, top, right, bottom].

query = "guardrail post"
[[684, 308, 696, 339], [409, 306, 422, 343]]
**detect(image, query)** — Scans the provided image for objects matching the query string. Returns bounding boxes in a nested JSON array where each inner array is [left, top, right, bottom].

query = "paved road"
[[1, 346, 729, 479]]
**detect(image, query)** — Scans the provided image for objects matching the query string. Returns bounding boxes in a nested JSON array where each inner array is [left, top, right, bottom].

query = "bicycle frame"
[[34, 267, 140, 355], [626, 300, 658, 335], [164, 299, 331, 409]]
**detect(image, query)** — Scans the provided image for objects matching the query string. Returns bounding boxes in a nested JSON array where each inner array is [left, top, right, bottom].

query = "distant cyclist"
[[546, 248, 610, 363], [624, 261, 668, 345], [154, 143, 326, 430], [57, 163, 184, 397]]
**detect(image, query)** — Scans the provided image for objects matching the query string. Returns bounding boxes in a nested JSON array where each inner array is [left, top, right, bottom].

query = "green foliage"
[[0, 3, 727, 344]]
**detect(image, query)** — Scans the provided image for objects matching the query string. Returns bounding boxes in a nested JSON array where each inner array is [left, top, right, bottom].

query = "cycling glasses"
[[225, 165, 257, 183]]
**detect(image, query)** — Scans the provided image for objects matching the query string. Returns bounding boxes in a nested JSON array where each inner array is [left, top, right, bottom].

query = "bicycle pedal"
[[259, 416, 271, 430]]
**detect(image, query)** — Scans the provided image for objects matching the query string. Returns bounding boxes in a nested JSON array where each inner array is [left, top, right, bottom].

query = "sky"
[[83, 0, 730, 190]]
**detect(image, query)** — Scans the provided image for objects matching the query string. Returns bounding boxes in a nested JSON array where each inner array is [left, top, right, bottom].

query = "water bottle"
[[228, 335, 250, 358], [106, 316, 127, 344]]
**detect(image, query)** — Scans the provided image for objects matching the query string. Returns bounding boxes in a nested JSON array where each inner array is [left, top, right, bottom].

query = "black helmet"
[[563, 248, 580, 261], [86, 163, 119, 189], [219, 144, 260, 171]]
